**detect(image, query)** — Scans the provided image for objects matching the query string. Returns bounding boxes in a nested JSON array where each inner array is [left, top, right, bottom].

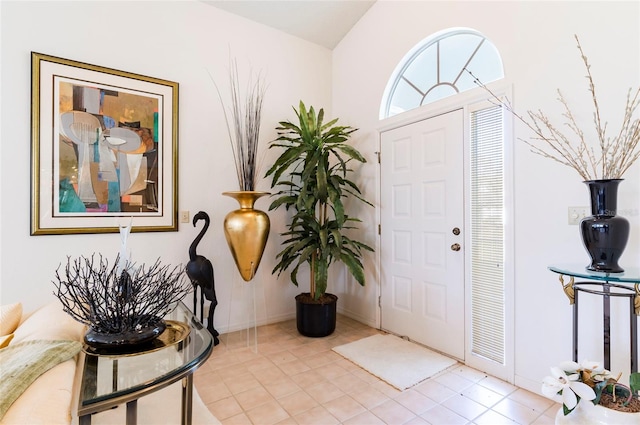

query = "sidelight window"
[[470, 104, 505, 364]]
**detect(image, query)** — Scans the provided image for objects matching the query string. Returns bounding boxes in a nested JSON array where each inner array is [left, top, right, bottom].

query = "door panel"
[[380, 109, 465, 360]]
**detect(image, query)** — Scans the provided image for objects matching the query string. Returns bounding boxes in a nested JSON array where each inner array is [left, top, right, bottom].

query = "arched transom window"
[[381, 28, 504, 118]]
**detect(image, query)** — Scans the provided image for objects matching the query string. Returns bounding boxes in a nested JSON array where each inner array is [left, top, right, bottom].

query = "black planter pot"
[[579, 179, 630, 273], [295, 293, 337, 337]]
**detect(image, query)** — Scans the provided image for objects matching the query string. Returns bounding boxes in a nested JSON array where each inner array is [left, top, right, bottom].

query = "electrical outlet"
[[180, 211, 190, 223], [568, 207, 588, 225]]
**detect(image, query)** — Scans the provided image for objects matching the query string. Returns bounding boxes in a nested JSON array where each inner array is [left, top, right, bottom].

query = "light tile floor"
[[194, 315, 560, 424]]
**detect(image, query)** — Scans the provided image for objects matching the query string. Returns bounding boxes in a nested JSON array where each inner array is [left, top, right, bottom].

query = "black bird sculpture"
[[186, 211, 219, 345]]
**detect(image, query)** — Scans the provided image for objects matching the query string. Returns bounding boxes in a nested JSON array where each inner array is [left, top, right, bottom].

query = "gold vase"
[[222, 191, 270, 281]]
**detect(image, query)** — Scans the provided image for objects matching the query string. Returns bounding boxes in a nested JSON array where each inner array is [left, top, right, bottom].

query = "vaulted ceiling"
[[202, 1, 376, 49]]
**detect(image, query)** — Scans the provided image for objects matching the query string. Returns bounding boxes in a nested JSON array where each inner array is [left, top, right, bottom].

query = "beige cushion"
[[12, 302, 86, 345], [0, 303, 85, 425], [0, 303, 22, 336], [0, 357, 77, 425], [0, 340, 82, 421]]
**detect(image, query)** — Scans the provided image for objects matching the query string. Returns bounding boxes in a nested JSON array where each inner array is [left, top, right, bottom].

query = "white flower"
[[558, 360, 581, 373], [542, 366, 596, 410], [560, 359, 611, 382]]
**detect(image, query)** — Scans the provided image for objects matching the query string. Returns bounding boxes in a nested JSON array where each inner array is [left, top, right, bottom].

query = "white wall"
[[0, 1, 333, 332], [2, 0, 639, 398], [332, 0, 640, 394]]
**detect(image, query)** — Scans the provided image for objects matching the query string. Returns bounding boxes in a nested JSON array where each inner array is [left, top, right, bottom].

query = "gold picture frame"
[[31, 52, 179, 235]]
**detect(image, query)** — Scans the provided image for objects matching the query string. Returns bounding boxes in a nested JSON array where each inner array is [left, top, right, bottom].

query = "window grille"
[[381, 29, 504, 118]]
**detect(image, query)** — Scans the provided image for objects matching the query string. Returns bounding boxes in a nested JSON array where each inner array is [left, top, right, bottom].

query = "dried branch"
[[209, 58, 267, 191], [53, 254, 191, 334], [465, 35, 640, 180]]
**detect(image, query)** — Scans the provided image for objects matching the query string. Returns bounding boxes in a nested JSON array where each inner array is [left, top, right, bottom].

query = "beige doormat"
[[332, 334, 458, 390]]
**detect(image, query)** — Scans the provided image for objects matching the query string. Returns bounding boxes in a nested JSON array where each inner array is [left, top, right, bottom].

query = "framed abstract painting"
[[30, 52, 179, 235]]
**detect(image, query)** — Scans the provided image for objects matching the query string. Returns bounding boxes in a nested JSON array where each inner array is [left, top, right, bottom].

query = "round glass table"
[[548, 264, 639, 375], [77, 301, 213, 425]]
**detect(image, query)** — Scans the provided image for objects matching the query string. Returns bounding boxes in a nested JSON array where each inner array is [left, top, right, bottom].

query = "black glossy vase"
[[579, 179, 630, 273], [295, 293, 337, 337]]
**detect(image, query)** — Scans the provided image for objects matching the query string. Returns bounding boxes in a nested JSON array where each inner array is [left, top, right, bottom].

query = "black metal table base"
[[571, 280, 638, 374], [78, 376, 194, 425]]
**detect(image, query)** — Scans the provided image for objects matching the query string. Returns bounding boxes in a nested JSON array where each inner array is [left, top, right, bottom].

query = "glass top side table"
[[77, 301, 213, 425], [548, 264, 639, 375], [549, 264, 640, 283]]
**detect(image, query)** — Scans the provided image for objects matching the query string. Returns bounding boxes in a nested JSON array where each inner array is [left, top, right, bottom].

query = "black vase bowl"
[[295, 293, 338, 338], [580, 179, 630, 273], [580, 215, 630, 273], [84, 316, 166, 349]]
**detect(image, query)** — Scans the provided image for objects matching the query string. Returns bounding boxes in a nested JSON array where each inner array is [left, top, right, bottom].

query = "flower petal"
[[559, 361, 580, 372], [579, 359, 606, 375], [542, 375, 561, 386], [593, 370, 612, 382], [562, 387, 578, 409], [566, 372, 581, 382], [570, 381, 596, 401], [550, 367, 569, 382], [542, 377, 563, 397]]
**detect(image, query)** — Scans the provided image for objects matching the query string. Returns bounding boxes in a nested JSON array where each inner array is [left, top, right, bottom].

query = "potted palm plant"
[[265, 101, 373, 337]]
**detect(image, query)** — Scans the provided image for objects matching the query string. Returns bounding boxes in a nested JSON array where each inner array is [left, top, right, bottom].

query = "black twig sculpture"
[[53, 255, 191, 337], [186, 211, 219, 345]]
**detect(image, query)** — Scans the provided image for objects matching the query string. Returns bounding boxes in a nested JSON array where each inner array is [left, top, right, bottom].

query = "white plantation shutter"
[[470, 105, 505, 364]]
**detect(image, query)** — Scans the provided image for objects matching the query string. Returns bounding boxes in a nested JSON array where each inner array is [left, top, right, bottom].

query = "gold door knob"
[[451, 243, 461, 251]]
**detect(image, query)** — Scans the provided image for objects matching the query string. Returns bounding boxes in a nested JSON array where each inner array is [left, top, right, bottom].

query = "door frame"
[[375, 82, 516, 382]]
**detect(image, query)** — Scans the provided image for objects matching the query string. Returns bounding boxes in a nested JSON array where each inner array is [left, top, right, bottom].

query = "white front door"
[[380, 109, 465, 360]]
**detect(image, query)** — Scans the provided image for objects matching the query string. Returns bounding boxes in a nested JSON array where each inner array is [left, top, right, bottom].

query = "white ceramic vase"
[[555, 402, 640, 425]]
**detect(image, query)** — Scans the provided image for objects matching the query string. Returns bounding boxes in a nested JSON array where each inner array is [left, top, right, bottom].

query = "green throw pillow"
[[0, 339, 82, 419]]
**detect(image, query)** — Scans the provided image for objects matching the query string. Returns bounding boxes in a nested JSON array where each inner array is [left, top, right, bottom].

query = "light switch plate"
[[568, 206, 588, 225], [180, 211, 190, 223]]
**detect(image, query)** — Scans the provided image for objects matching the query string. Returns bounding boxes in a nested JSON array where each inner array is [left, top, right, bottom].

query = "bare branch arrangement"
[[53, 254, 191, 335], [211, 59, 267, 191], [466, 35, 640, 181]]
